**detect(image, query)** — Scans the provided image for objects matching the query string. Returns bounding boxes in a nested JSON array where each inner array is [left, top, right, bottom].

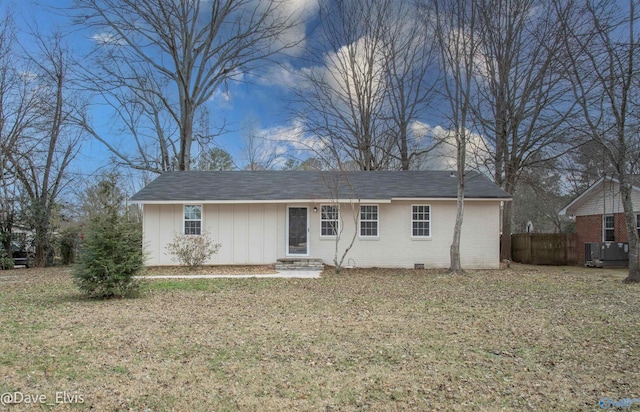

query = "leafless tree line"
[[72, 0, 302, 173], [0, 0, 638, 280], [0, 16, 83, 267], [292, 0, 440, 171], [421, 0, 639, 279]]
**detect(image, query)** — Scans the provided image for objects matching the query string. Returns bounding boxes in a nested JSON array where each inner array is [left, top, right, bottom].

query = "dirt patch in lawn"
[[141, 264, 278, 276], [0, 264, 638, 411]]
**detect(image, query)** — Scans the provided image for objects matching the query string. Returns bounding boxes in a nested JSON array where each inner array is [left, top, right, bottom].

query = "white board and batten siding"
[[143, 204, 283, 266], [142, 200, 501, 269]]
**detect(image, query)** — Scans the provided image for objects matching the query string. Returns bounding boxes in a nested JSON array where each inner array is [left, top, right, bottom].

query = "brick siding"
[[576, 212, 634, 263]]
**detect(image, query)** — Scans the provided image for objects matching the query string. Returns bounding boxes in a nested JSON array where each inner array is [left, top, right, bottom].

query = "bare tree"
[[294, 0, 441, 171], [382, 3, 440, 170], [429, 0, 480, 272], [560, 139, 618, 196], [470, 0, 574, 260], [0, 12, 44, 260], [240, 128, 285, 171], [295, 0, 394, 170], [8, 32, 83, 267], [317, 172, 361, 274], [513, 162, 572, 234], [194, 146, 236, 171], [556, 0, 640, 282], [78, 69, 181, 173], [73, 0, 300, 172]]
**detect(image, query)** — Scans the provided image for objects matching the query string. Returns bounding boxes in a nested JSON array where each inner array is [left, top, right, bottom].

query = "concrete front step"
[[276, 258, 324, 271]]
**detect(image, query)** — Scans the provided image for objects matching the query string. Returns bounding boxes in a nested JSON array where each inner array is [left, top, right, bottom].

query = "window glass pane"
[[604, 215, 614, 228], [321, 205, 339, 237], [185, 205, 201, 220], [604, 215, 614, 241], [288, 207, 308, 254], [184, 205, 202, 235], [322, 221, 338, 236], [184, 221, 201, 235], [360, 205, 378, 236], [412, 205, 431, 237]]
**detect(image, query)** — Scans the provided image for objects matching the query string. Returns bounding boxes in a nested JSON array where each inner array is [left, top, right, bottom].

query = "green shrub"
[[59, 227, 80, 265], [73, 176, 144, 299], [165, 232, 221, 269], [0, 232, 12, 270], [0, 249, 13, 270]]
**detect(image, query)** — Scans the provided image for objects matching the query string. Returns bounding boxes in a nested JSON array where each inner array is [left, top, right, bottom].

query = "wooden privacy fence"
[[511, 233, 578, 266]]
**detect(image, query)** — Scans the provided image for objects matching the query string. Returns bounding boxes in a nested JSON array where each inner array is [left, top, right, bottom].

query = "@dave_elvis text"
[[1, 391, 84, 406]]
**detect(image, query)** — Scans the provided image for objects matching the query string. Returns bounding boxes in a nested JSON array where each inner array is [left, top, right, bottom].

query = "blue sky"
[[14, 0, 324, 173], [4, 0, 465, 180]]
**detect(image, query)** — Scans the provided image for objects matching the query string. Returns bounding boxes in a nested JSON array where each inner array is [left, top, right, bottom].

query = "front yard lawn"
[[0, 265, 638, 410]]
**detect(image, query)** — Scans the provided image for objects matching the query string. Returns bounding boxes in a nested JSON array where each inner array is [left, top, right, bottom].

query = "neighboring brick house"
[[560, 176, 640, 264]]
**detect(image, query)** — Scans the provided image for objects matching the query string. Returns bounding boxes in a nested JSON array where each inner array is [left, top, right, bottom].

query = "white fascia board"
[[131, 198, 393, 205], [320, 199, 392, 204], [390, 197, 510, 202]]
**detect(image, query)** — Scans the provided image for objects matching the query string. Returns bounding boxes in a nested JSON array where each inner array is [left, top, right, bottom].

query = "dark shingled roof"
[[130, 170, 511, 202]]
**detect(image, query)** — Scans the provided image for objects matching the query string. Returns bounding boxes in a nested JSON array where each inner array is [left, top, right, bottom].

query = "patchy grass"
[[141, 264, 277, 276], [0, 264, 639, 410]]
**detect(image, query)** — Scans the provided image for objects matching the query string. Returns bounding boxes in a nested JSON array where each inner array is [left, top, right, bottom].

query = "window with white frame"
[[603, 214, 615, 242], [184, 205, 202, 235], [412, 205, 431, 237], [320, 205, 339, 237], [360, 205, 378, 237]]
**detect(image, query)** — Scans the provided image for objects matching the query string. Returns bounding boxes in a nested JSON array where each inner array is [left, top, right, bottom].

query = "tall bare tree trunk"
[[619, 176, 640, 282], [555, 0, 640, 282], [450, 170, 465, 272], [430, 0, 477, 273]]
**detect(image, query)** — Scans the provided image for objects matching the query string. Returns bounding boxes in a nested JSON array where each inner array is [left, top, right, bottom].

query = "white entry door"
[[287, 207, 309, 256]]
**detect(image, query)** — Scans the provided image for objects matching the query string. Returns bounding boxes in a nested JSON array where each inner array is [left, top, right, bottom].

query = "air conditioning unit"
[[585, 242, 629, 268]]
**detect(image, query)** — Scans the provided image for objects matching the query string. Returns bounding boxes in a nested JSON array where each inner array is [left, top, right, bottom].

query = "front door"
[[287, 207, 309, 256]]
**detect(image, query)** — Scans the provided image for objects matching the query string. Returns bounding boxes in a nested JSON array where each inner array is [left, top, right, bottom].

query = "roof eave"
[[130, 198, 394, 205], [130, 196, 511, 205]]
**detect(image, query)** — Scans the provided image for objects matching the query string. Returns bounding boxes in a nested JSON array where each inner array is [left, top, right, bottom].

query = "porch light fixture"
[[313, 207, 318, 213]]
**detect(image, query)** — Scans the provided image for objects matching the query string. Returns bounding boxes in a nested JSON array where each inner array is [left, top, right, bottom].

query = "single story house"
[[130, 170, 511, 269], [559, 175, 640, 263]]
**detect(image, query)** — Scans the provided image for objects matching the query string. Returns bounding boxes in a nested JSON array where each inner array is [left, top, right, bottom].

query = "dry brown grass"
[[141, 264, 278, 276], [0, 264, 639, 411]]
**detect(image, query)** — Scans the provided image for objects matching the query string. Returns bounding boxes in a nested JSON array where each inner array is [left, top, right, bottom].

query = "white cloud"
[[251, 0, 319, 57], [415, 122, 491, 171], [278, 0, 319, 56], [91, 32, 126, 46], [238, 118, 325, 169], [256, 62, 307, 89], [19, 71, 37, 82], [322, 36, 386, 103], [256, 118, 324, 153], [211, 88, 233, 110], [410, 120, 431, 144]]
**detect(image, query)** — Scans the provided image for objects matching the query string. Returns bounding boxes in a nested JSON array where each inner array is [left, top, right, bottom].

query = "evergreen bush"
[[73, 176, 144, 298], [0, 232, 14, 270], [0, 249, 13, 270]]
